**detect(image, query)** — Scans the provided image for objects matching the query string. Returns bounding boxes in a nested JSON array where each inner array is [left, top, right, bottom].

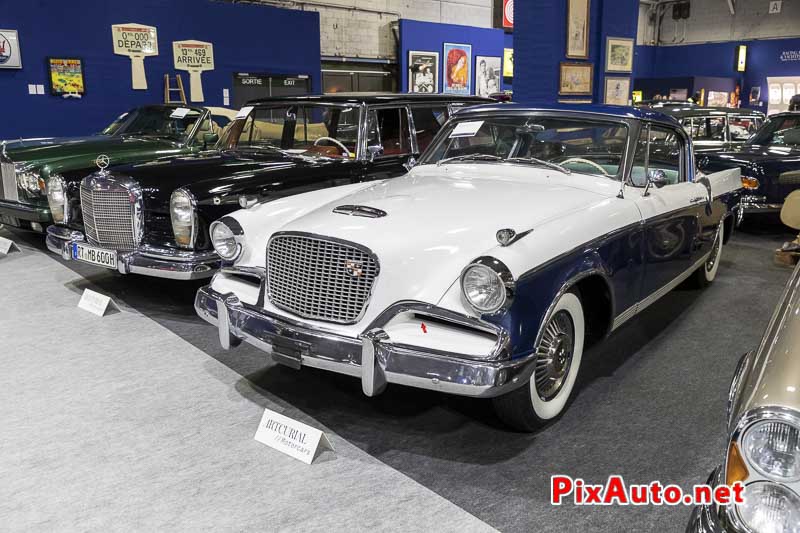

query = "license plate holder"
[[270, 334, 310, 370], [72, 242, 117, 269]]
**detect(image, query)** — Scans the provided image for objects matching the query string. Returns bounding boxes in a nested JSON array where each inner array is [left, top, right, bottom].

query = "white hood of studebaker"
[[227, 163, 637, 333]]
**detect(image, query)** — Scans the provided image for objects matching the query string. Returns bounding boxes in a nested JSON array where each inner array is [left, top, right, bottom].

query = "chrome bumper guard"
[[195, 284, 529, 398], [686, 467, 727, 533], [46, 225, 221, 280]]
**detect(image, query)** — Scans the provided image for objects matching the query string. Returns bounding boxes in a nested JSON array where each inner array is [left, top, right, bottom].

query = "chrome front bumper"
[[46, 225, 221, 280], [194, 285, 530, 398], [740, 194, 782, 214]]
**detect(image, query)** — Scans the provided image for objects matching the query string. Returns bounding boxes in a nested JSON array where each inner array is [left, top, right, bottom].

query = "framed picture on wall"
[[0, 29, 22, 69], [475, 56, 501, 96], [559, 62, 593, 96], [48, 58, 86, 96], [443, 43, 472, 95], [408, 51, 439, 93], [749, 86, 761, 104], [503, 48, 514, 78], [604, 77, 630, 105], [566, 0, 590, 59], [605, 36, 634, 73]]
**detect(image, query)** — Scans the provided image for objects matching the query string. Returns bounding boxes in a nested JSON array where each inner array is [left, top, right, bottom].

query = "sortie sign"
[[111, 23, 158, 90], [173, 40, 215, 102]]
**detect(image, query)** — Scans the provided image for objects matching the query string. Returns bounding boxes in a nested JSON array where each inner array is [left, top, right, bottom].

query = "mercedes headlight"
[[742, 420, 800, 481], [210, 220, 242, 261], [170, 188, 196, 249], [46, 174, 68, 223], [735, 482, 800, 533], [17, 167, 45, 194], [461, 259, 513, 314]]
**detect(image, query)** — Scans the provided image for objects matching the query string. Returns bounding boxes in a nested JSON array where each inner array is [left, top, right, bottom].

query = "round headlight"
[[46, 175, 68, 224], [210, 221, 241, 261], [743, 420, 800, 481], [461, 263, 507, 313], [735, 482, 800, 533], [170, 189, 196, 248]]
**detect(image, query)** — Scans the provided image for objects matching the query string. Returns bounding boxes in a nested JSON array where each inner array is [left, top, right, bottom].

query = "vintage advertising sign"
[[503, 0, 514, 29], [48, 58, 85, 96], [253, 407, 333, 465], [112, 23, 158, 90], [172, 40, 214, 102], [0, 29, 22, 69]]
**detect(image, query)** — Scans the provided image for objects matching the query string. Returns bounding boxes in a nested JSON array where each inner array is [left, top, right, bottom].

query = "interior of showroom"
[[3, 1, 800, 532]]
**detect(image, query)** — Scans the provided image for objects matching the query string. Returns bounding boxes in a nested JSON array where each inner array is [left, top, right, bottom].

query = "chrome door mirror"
[[367, 145, 384, 162], [403, 157, 417, 171], [643, 169, 669, 196]]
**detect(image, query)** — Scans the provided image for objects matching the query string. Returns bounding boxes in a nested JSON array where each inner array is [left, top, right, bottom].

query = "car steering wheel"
[[560, 157, 611, 176], [314, 137, 352, 158]]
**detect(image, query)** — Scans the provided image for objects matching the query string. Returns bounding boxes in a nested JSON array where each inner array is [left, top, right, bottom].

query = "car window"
[[682, 117, 726, 141], [728, 115, 762, 141], [410, 105, 450, 153], [367, 107, 412, 157], [631, 124, 683, 186]]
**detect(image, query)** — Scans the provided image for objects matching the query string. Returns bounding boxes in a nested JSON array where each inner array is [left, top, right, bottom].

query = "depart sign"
[[173, 40, 215, 102], [112, 23, 158, 90]]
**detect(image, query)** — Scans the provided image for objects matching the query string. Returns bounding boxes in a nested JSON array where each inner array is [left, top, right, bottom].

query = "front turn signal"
[[726, 441, 749, 484], [741, 176, 760, 189]]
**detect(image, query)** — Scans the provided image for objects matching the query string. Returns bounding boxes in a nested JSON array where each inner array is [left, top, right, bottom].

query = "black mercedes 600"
[[45, 93, 488, 279]]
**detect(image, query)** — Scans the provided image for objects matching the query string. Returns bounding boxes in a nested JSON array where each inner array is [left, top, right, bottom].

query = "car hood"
[[4, 135, 184, 174], [704, 144, 800, 164], [271, 163, 614, 308]]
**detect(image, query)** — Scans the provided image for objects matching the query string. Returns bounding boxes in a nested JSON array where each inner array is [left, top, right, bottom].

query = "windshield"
[[220, 104, 360, 159], [421, 115, 629, 178], [728, 115, 763, 141], [98, 106, 205, 141], [747, 115, 800, 147]]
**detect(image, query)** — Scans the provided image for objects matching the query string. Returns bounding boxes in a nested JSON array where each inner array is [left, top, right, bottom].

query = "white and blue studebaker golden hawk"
[[195, 105, 742, 431]]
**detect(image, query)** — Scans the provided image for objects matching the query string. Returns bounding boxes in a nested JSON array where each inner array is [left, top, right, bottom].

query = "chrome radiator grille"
[[267, 234, 379, 324], [80, 184, 139, 250], [0, 161, 17, 201]]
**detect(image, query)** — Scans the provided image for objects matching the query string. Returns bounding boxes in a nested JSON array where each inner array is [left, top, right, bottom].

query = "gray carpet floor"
[[1, 223, 794, 532]]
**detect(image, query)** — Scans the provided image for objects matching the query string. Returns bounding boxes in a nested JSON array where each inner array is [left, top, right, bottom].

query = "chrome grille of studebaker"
[[266, 233, 380, 324], [0, 159, 17, 201], [80, 183, 140, 250]]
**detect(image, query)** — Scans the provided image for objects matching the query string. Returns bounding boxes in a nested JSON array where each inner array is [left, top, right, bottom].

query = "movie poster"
[[48, 58, 85, 96], [408, 51, 439, 93], [475, 56, 501, 97], [443, 43, 471, 95]]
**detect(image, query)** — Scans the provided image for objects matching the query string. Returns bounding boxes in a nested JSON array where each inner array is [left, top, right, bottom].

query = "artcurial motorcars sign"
[[0, 29, 22, 69], [780, 50, 800, 62]]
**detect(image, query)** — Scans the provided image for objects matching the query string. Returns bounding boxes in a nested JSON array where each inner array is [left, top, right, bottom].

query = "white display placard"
[[78, 288, 119, 317], [112, 23, 158, 90], [450, 120, 484, 138], [0, 29, 23, 69], [0, 235, 20, 254], [254, 407, 334, 465], [169, 107, 191, 119], [236, 106, 254, 120], [173, 40, 214, 102]]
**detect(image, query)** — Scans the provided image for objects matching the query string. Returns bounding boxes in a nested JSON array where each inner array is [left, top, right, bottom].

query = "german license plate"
[[0, 214, 19, 226], [72, 242, 117, 269]]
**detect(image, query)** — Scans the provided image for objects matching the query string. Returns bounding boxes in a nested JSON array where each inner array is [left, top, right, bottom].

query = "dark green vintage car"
[[0, 104, 236, 232]]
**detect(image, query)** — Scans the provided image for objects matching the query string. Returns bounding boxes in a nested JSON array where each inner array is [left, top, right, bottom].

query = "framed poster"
[[0, 29, 22, 69], [749, 86, 761, 104], [566, 0, 590, 59], [408, 51, 439, 93], [605, 36, 634, 73], [503, 48, 514, 77], [559, 62, 593, 96], [476, 56, 501, 96], [604, 77, 630, 105], [443, 43, 472, 95], [48, 58, 85, 96]]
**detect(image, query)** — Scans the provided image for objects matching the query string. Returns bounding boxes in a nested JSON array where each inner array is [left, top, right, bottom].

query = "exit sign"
[[769, 1, 782, 14]]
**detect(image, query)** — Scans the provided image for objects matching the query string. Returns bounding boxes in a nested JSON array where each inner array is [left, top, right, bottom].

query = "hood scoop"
[[332, 205, 387, 218]]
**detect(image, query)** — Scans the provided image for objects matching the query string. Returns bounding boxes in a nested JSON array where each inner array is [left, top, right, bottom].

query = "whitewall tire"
[[694, 221, 723, 287], [493, 290, 585, 432]]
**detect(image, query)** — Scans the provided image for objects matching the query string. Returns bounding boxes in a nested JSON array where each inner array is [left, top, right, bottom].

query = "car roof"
[[650, 105, 764, 118], [246, 92, 492, 106], [453, 102, 681, 125]]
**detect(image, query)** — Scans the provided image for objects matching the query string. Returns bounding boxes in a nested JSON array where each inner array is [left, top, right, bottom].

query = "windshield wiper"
[[505, 157, 572, 175], [436, 153, 504, 166]]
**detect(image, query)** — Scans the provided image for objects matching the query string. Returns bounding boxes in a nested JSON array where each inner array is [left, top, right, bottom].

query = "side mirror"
[[367, 145, 384, 162], [203, 132, 219, 149], [643, 169, 669, 196]]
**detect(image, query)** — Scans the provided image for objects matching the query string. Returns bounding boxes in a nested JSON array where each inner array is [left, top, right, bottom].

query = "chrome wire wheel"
[[534, 310, 575, 402]]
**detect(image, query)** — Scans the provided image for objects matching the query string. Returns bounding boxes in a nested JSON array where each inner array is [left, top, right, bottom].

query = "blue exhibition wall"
[[398, 19, 511, 95], [0, 0, 321, 139], [642, 37, 800, 109], [515, 0, 639, 104]]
